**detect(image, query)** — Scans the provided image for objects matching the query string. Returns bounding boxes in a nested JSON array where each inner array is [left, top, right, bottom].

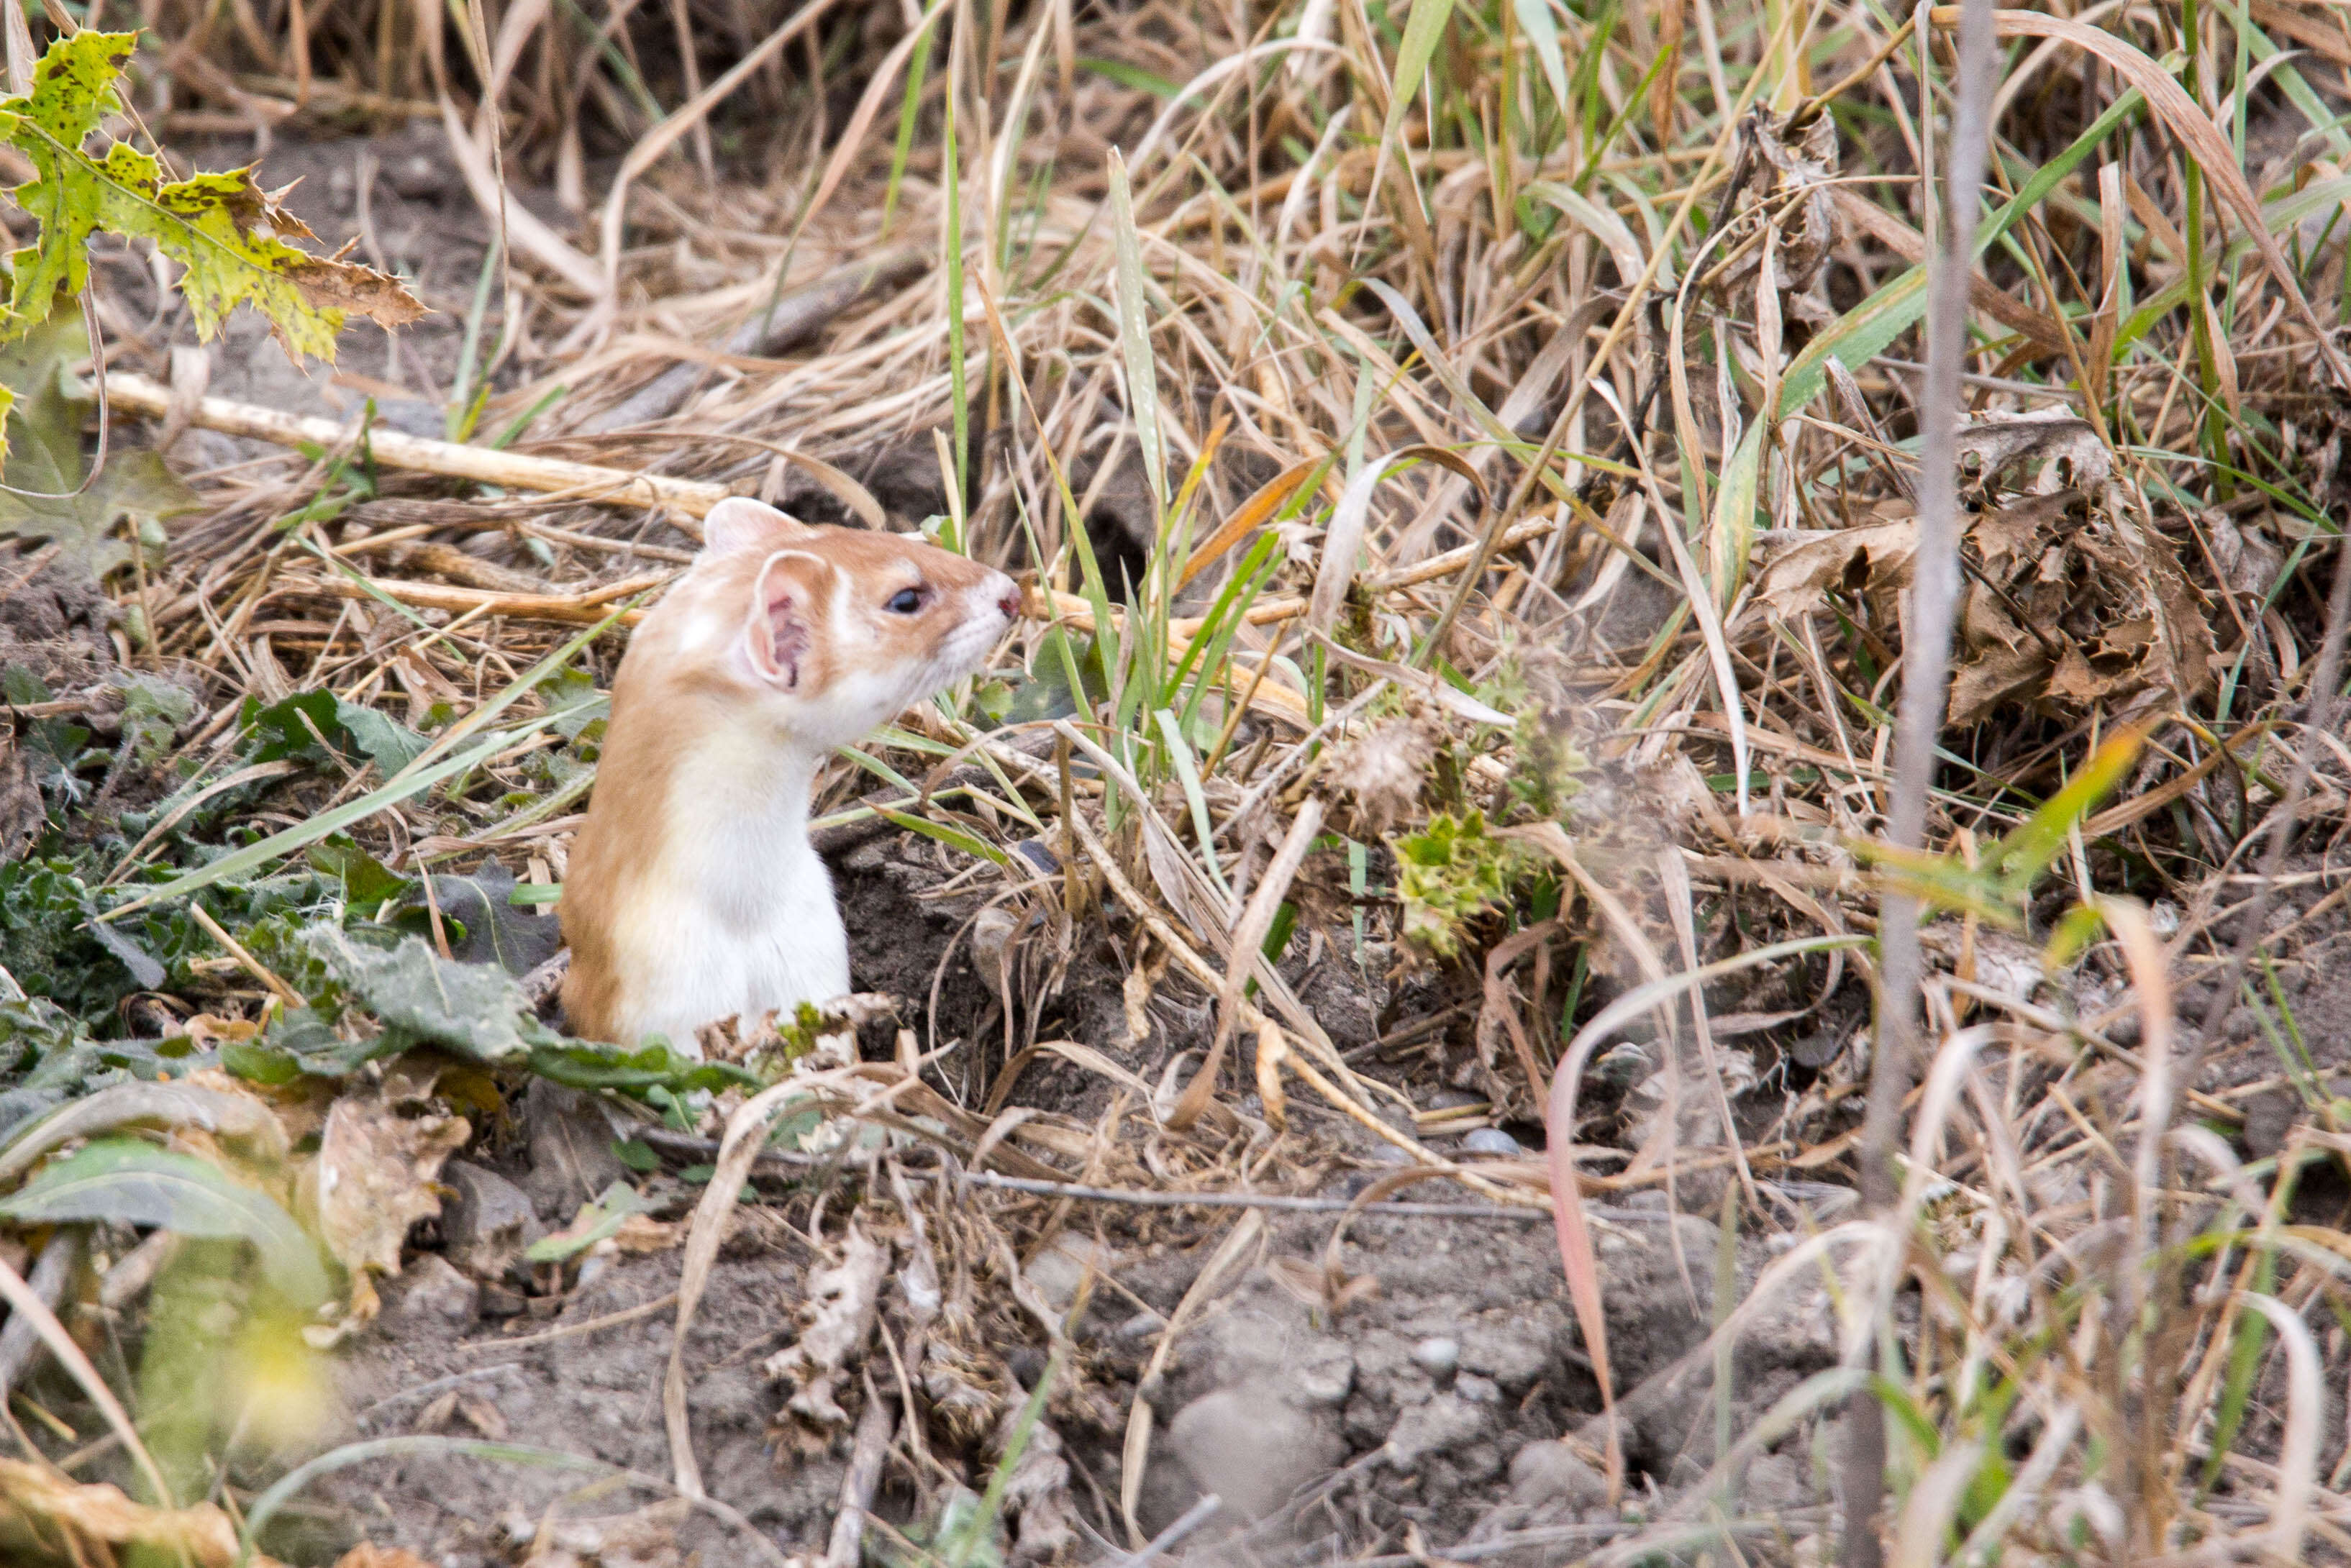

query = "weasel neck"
[[677, 728, 824, 839]]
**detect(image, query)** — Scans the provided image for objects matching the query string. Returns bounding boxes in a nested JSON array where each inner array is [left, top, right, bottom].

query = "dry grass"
[[1, 0, 2349, 1562]]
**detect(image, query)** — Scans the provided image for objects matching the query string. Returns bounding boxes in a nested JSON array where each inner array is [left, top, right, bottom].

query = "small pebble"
[[1413, 1336, 1460, 1375], [1117, 1310, 1168, 1339], [1462, 1128, 1524, 1157], [1455, 1372, 1501, 1404]]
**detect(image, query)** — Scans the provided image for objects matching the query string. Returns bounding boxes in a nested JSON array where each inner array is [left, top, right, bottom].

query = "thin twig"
[[1845, 1, 1998, 1564]]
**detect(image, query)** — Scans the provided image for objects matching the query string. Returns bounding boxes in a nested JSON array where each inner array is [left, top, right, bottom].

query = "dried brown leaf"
[[763, 1221, 888, 1436], [314, 1093, 470, 1279], [286, 252, 427, 332], [0, 1457, 279, 1568], [1753, 521, 1918, 619]]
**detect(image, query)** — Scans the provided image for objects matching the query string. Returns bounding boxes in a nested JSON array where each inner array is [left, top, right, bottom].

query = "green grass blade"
[[1988, 726, 2145, 895], [883, 8, 942, 233], [1383, 0, 1457, 155], [1776, 88, 2143, 420], [1107, 149, 1168, 510]]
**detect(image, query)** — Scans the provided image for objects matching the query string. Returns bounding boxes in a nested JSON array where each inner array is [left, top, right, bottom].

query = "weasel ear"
[[704, 497, 809, 556], [744, 553, 825, 693]]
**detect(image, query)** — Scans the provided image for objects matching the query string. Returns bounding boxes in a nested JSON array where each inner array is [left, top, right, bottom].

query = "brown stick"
[[102, 372, 735, 519], [276, 570, 666, 627]]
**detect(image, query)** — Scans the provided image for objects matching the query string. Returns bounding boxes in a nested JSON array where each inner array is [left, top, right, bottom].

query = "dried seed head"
[[1330, 710, 1442, 838]]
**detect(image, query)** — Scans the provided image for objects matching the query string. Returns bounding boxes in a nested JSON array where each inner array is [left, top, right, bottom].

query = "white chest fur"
[[603, 738, 850, 1054]]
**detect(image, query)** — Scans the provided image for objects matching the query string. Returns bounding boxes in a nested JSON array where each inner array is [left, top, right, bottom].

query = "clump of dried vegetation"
[[0, 0, 2348, 1562]]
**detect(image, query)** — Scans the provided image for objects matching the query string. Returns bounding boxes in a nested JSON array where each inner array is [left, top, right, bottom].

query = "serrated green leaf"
[[0, 1137, 327, 1304], [0, 32, 422, 378]]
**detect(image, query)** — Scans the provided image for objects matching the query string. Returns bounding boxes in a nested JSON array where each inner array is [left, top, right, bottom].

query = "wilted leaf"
[[0, 1455, 283, 1568], [314, 1092, 469, 1279], [0, 1139, 326, 1303], [1955, 414, 2111, 494], [392, 860, 563, 976], [1753, 521, 1919, 619], [0, 311, 199, 573], [763, 1219, 889, 1433], [0, 32, 423, 368], [304, 928, 538, 1065]]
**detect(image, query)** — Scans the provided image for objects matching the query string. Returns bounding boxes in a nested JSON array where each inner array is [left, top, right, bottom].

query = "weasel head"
[[640, 496, 1022, 753]]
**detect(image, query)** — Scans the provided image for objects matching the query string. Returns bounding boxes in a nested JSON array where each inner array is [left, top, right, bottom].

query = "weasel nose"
[[997, 584, 1024, 621]]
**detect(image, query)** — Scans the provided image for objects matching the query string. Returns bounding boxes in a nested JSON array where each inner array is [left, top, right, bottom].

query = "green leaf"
[[304, 927, 539, 1065], [1077, 58, 1194, 100], [524, 1179, 650, 1263], [117, 675, 196, 767], [223, 1006, 395, 1083], [0, 308, 198, 571], [874, 806, 1012, 867], [0, 31, 423, 377], [240, 690, 343, 765], [334, 701, 431, 775], [0, 1137, 327, 1305], [104, 628, 617, 923], [1394, 810, 1522, 960], [240, 690, 429, 776], [522, 1037, 760, 1097], [304, 837, 411, 908], [1986, 726, 2145, 896]]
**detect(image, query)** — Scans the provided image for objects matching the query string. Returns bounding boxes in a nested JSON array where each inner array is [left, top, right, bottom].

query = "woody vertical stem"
[[1840, 2, 1998, 1566]]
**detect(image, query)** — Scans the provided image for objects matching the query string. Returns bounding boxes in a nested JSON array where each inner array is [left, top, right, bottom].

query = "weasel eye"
[[886, 587, 926, 614]]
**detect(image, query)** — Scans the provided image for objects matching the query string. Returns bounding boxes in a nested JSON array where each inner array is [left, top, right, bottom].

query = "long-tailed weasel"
[[559, 496, 1019, 1053]]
